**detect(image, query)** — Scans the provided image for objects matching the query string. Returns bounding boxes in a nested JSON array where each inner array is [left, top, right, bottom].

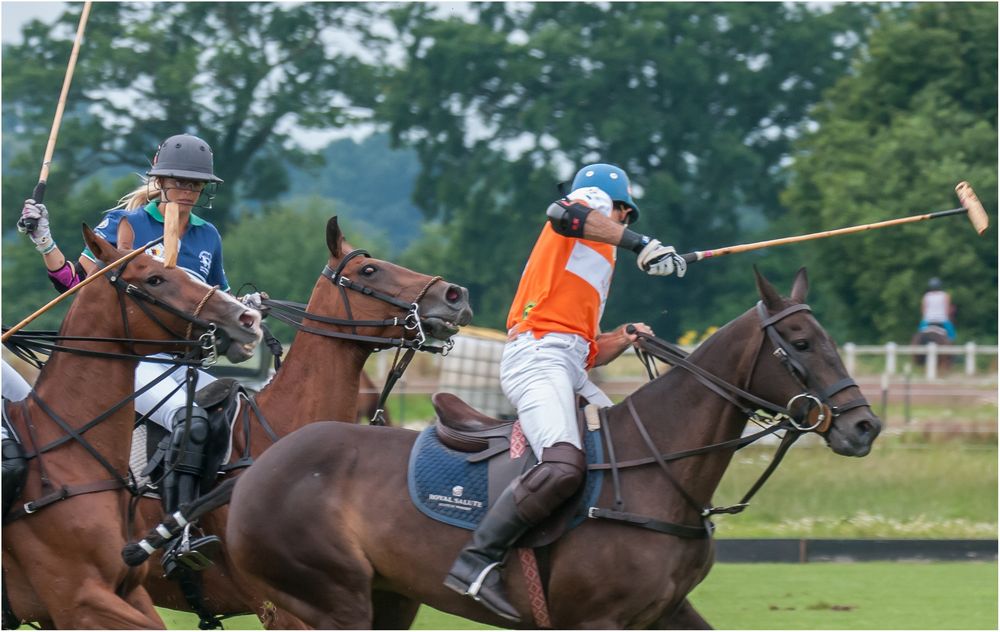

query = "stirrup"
[[467, 561, 501, 599], [163, 524, 222, 575]]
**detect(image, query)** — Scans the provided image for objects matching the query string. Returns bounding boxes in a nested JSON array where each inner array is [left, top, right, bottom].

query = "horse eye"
[[793, 340, 811, 352], [361, 265, 377, 276], [146, 275, 165, 287]]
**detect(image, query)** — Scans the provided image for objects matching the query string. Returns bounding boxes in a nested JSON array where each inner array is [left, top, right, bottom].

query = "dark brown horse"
[[220, 267, 881, 629], [131, 217, 471, 627], [910, 327, 953, 374], [2, 226, 263, 629]]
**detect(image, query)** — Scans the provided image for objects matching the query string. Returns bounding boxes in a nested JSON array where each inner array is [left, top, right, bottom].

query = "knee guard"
[[2, 438, 28, 515], [512, 442, 586, 524], [167, 406, 211, 476]]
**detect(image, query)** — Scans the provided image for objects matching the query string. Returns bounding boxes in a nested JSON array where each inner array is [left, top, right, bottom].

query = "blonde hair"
[[114, 176, 162, 211]]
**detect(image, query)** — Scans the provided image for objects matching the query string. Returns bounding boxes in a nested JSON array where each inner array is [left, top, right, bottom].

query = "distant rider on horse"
[[919, 277, 956, 341], [10, 133, 264, 573], [443, 163, 686, 621]]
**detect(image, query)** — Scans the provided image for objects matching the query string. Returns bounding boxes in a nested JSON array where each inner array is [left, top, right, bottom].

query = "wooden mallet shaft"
[[682, 182, 989, 263], [29, 1, 93, 209]]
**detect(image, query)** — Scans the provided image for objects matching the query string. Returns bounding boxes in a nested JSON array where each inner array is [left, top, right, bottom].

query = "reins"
[[587, 301, 872, 538]]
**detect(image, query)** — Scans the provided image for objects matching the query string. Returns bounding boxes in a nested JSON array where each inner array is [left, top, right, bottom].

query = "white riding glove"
[[637, 240, 687, 278], [17, 199, 55, 254], [239, 291, 269, 311]]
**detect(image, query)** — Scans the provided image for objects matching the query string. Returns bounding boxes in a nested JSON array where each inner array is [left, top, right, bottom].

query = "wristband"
[[619, 229, 651, 254], [37, 238, 57, 255]]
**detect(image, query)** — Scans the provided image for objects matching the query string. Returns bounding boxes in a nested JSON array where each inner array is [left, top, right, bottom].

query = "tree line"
[[2, 2, 996, 344]]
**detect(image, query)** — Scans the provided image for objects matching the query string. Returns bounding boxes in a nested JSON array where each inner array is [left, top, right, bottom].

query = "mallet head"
[[955, 181, 989, 235]]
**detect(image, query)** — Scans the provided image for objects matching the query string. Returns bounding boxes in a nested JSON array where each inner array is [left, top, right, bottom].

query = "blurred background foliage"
[[2, 2, 996, 344]]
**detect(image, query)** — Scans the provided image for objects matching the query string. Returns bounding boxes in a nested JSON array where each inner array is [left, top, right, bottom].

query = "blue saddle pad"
[[408, 424, 604, 531]]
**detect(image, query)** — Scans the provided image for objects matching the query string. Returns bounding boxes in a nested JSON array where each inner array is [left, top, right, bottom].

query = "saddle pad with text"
[[408, 423, 604, 531]]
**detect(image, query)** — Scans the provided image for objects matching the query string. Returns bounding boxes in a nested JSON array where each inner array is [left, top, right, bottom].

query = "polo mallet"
[[163, 200, 181, 268], [2, 235, 164, 344], [681, 182, 990, 263], [18, 1, 94, 234]]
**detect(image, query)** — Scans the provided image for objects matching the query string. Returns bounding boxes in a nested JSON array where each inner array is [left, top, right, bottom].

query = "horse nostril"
[[445, 285, 463, 304], [240, 311, 258, 330], [855, 419, 875, 436]]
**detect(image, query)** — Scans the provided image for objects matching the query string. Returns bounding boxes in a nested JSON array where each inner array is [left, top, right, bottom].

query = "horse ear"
[[790, 267, 809, 303], [326, 216, 343, 259], [81, 223, 122, 264], [754, 265, 783, 311]]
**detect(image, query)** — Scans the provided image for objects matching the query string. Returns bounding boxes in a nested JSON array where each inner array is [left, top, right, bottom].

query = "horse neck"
[[252, 289, 372, 437], [620, 309, 763, 511], [27, 284, 138, 459]]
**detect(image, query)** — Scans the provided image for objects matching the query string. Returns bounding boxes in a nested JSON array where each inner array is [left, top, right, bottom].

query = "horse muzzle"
[[824, 408, 882, 457]]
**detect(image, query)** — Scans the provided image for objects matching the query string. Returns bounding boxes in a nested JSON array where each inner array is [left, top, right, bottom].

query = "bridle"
[[261, 249, 453, 425], [2, 257, 234, 523], [264, 249, 448, 353], [585, 300, 872, 539]]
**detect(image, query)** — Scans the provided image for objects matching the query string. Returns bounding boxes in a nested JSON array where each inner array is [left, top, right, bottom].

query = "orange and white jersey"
[[507, 188, 617, 367]]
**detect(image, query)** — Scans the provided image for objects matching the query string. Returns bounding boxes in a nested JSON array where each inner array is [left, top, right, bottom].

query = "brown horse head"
[[751, 266, 881, 456], [321, 216, 473, 344], [80, 224, 263, 361]]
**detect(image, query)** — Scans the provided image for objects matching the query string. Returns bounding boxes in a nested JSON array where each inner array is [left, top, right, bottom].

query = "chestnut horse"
[[2, 226, 263, 629], [220, 267, 881, 629], [130, 217, 472, 628]]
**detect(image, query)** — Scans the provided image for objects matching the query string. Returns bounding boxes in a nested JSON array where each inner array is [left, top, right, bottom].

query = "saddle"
[[408, 392, 604, 548], [918, 323, 949, 338], [135, 378, 245, 496]]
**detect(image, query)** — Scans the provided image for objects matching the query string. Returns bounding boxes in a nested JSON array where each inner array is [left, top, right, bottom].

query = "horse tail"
[[121, 476, 238, 567]]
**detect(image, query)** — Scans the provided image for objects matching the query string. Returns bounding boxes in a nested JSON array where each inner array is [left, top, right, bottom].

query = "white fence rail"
[[842, 342, 999, 380]]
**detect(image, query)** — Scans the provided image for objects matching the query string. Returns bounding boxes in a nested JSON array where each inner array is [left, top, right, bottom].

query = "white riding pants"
[[133, 354, 217, 431], [2, 360, 33, 441], [500, 332, 612, 456]]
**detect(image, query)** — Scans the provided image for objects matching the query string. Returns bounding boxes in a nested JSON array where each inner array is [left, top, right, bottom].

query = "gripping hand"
[[240, 291, 269, 311], [637, 240, 687, 277], [18, 199, 55, 253]]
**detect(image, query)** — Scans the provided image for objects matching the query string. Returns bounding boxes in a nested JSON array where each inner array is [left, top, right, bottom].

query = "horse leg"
[[57, 582, 165, 630], [120, 581, 163, 627], [371, 590, 420, 629], [649, 598, 713, 630]]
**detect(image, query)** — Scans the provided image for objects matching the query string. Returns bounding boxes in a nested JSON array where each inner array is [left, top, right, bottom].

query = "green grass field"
[[157, 562, 997, 630]]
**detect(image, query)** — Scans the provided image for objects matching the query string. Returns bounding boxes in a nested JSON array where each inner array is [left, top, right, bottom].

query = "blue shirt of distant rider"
[[82, 201, 230, 292]]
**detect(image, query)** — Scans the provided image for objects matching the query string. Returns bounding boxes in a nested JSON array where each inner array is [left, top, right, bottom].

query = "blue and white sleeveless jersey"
[[82, 202, 230, 292]]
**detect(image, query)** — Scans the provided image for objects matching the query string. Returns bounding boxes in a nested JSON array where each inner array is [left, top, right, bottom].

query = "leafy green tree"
[[371, 2, 877, 335], [782, 3, 998, 343], [2, 2, 377, 229]]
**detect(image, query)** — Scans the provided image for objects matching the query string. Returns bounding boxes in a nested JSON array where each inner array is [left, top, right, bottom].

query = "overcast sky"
[[2, 1, 65, 43]]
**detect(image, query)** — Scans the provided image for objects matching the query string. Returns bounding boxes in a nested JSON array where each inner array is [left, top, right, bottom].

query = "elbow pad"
[[546, 199, 591, 238]]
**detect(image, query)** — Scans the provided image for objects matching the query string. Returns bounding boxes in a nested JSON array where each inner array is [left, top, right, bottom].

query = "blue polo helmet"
[[570, 163, 640, 224]]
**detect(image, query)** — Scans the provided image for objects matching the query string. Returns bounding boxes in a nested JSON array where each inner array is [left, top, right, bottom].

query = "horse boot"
[[2, 438, 28, 518], [160, 405, 222, 578], [444, 442, 585, 622]]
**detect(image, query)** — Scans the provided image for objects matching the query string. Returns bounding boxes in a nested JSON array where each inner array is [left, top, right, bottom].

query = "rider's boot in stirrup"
[[2, 438, 27, 517], [444, 441, 586, 623], [444, 486, 528, 622], [160, 405, 221, 577]]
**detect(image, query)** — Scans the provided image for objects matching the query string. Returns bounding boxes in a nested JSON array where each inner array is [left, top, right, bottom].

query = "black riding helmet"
[[147, 134, 224, 183]]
